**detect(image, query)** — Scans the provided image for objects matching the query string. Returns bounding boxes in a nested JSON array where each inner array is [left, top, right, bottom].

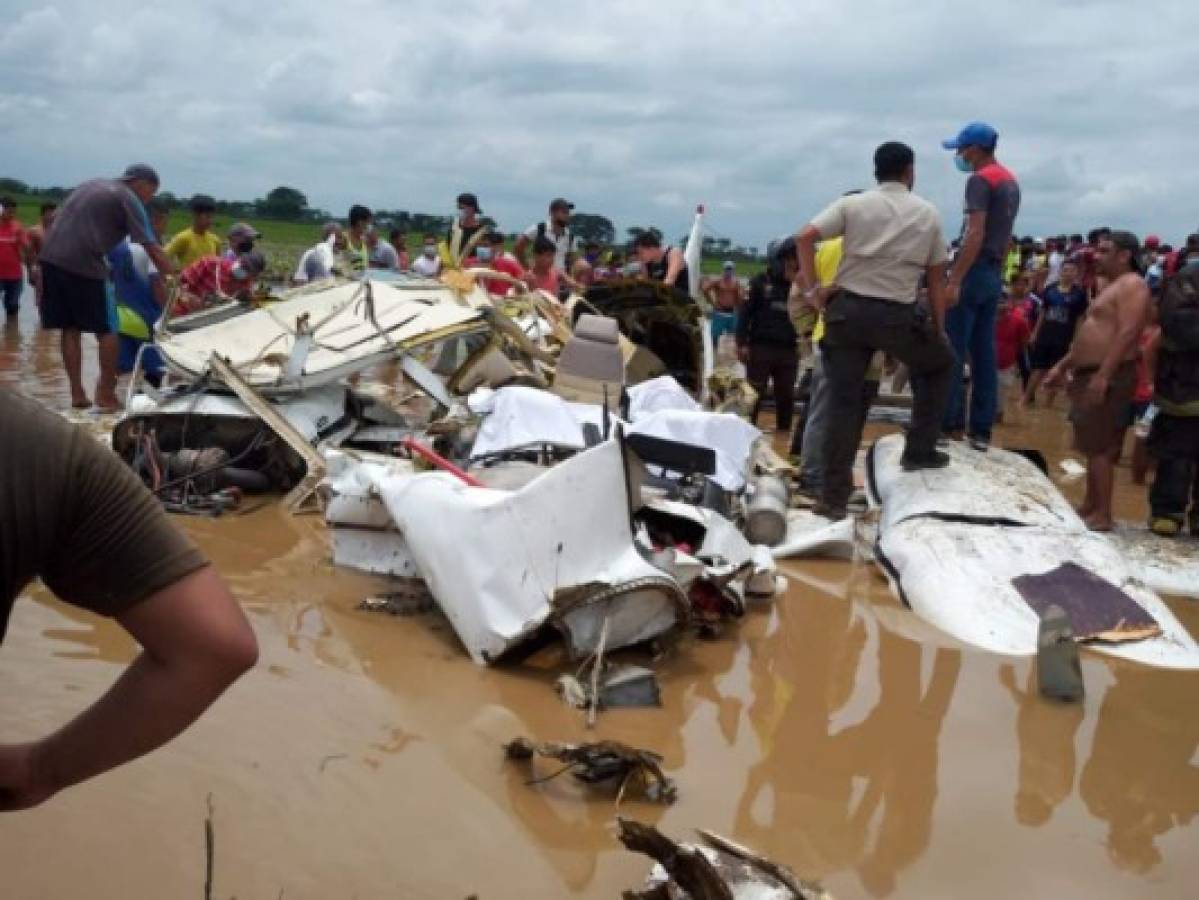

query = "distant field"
[[6, 192, 764, 280]]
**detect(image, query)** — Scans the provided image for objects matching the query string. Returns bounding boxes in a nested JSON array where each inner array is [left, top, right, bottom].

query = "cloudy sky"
[[2, 0, 1196, 249]]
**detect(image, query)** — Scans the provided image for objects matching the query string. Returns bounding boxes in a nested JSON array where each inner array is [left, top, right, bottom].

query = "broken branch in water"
[[617, 818, 733, 900]]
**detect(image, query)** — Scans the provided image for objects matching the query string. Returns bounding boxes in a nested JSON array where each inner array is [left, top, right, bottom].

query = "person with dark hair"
[[0, 389, 257, 811], [165, 193, 220, 268], [737, 239, 800, 433], [703, 260, 745, 348], [515, 198, 576, 270], [343, 204, 373, 273], [632, 230, 689, 289], [480, 231, 525, 296], [0, 198, 26, 320], [941, 121, 1021, 451], [412, 232, 442, 277], [1021, 258, 1087, 408], [450, 192, 484, 254], [389, 229, 410, 271], [39, 164, 172, 410], [523, 235, 578, 297], [795, 141, 955, 520], [23, 201, 57, 305], [1043, 231, 1150, 531]]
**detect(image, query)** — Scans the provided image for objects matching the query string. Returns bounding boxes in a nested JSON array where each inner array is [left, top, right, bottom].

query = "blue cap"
[[942, 122, 998, 151]]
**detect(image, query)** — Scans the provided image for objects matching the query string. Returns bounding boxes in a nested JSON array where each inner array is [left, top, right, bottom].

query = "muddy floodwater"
[[2, 297, 1198, 899]]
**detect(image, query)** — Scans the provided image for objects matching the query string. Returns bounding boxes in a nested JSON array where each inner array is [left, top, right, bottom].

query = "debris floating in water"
[[503, 737, 677, 805], [356, 581, 435, 617], [617, 817, 833, 899]]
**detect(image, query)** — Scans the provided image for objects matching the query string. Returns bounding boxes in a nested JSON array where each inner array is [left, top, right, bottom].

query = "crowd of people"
[[1, 131, 1197, 539], [721, 123, 1199, 539], [0, 120, 1197, 817]]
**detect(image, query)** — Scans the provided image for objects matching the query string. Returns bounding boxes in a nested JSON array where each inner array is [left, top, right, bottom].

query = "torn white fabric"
[[626, 375, 701, 422], [628, 409, 761, 492]]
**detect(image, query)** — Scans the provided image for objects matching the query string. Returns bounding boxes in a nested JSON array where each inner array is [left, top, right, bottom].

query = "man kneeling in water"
[[1044, 231, 1150, 531]]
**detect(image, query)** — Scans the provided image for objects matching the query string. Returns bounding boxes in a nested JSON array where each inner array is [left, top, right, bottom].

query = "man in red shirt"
[[995, 286, 1031, 423], [0, 198, 28, 320], [478, 231, 524, 296], [177, 251, 265, 314]]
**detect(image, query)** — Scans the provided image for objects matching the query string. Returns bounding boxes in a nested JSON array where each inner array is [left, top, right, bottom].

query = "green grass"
[[6, 191, 762, 281]]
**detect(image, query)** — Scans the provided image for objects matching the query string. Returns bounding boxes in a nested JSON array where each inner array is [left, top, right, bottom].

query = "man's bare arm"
[[948, 210, 986, 285], [513, 234, 531, 268], [0, 566, 257, 810], [143, 243, 175, 278], [151, 274, 168, 309], [795, 224, 821, 298], [663, 248, 684, 287]]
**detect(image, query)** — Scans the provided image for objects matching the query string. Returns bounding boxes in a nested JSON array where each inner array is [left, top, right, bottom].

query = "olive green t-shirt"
[[1, 390, 207, 641]]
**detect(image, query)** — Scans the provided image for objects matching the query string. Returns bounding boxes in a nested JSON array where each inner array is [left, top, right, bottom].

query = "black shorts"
[[40, 260, 113, 335], [1029, 341, 1069, 371]]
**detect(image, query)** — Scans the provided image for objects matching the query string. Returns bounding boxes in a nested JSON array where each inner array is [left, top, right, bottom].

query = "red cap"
[[1145, 234, 1161, 249]]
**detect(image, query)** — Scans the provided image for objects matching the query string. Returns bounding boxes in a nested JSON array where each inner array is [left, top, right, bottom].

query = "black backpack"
[[1160, 265, 1199, 353]]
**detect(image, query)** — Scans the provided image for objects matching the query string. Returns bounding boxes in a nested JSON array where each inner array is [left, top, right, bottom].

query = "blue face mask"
[[476, 246, 492, 261], [954, 154, 973, 174]]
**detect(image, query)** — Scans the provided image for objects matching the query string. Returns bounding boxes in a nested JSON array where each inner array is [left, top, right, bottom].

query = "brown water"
[[2, 295, 1198, 899]]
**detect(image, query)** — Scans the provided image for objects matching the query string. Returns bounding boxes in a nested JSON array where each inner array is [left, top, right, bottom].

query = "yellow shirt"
[[165, 227, 222, 268], [809, 238, 843, 344]]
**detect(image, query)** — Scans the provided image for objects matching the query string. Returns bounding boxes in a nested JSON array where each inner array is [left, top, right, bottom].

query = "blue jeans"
[[1, 278, 22, 316], [710, 310, 737, 345], [942, 262, 1003, 440]]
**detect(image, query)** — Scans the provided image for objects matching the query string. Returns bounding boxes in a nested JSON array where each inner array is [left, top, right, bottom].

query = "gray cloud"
[[2, 0, 1197, 246]]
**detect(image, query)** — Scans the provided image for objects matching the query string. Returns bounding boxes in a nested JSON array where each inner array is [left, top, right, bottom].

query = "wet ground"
[[2, 294, 1198, 899]]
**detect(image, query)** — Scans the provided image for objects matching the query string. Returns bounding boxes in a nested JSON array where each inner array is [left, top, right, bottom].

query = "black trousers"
[[820, 292, 955, 511], [1148, 413, 1199, 526], [747, 343, 799, 432]]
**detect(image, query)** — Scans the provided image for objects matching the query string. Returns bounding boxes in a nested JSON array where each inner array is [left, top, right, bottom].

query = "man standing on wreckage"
[[794, 141, 956, 521]]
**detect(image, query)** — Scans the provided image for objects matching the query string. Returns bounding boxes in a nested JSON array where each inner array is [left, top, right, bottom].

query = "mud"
[[2, 299, 1199, 899]]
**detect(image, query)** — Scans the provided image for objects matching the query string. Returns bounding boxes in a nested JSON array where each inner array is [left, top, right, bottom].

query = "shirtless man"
[[703, 261, 745, 347], [1044, 232, 1150, 531]]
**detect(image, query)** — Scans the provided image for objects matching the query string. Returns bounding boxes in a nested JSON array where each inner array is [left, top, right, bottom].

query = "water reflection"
[[736, 585, 961, 898], [999, 663, 1084, 827], [1079, 665, 1199, 873]]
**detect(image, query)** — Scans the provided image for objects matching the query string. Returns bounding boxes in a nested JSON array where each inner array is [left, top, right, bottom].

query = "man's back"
[[812, 184, 946, 302], [41, 179, 156, 280]]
